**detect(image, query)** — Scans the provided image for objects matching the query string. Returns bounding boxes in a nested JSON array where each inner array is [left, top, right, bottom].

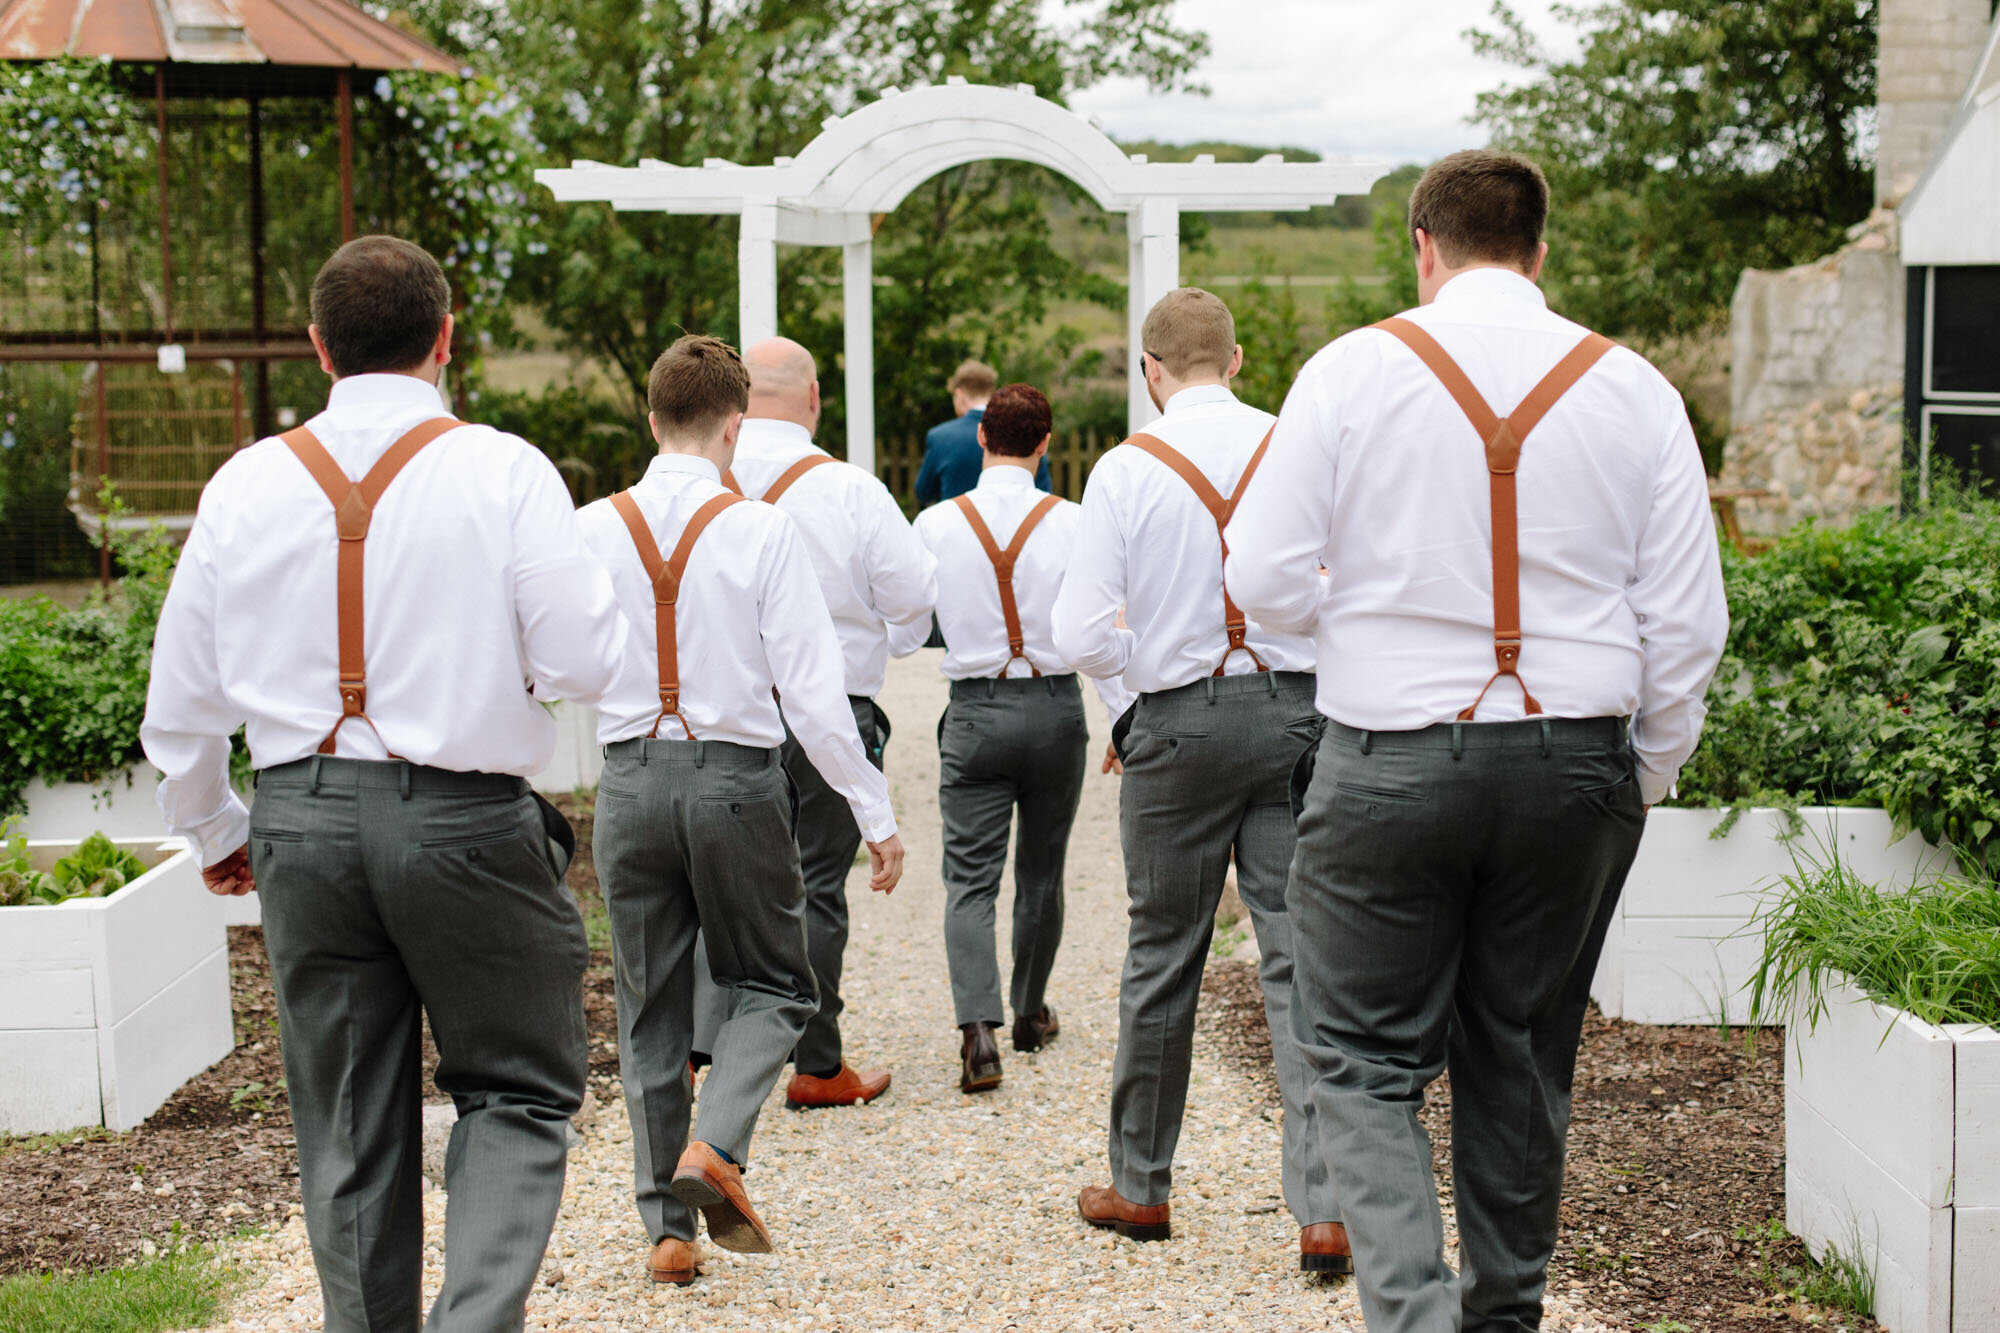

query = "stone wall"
[[1729, 210, 1904, 430], [1717, 384, 1905, 534], [1877, 0, 1993, 205]]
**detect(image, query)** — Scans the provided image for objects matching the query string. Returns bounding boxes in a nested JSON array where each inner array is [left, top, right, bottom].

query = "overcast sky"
[[1062, 1, 1573, 168]]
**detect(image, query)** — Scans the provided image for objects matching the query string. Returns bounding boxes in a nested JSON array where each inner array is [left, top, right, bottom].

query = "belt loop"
[[399, 760, 412, 801], [639, 738, 649, 767], [1450, 722, 1464, 761], [308, 753, 324, 795], [985, 678, 997, 700], [1203, 676, 1218, 705], [1360, 729, 1373, 757], [695, 741, 706, 768], [1539, 717, 1553, 758], [1266, 671, 1278, 697]]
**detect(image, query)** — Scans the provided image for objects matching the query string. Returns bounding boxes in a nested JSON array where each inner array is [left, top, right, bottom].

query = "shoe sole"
[[649, 1266, 697, 1286], [784, 1079, 891, 1111], [1301, 1253, 1354, 1275], [1078, 1210, 1171, 1242], [670, 1173, 773, 1254], [960, 1069, 1003, 1093]]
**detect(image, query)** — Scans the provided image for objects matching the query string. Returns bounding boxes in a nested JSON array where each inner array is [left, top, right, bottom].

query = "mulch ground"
[[1200, 959, 1881, 1331], [0, 795, 622, 1279]]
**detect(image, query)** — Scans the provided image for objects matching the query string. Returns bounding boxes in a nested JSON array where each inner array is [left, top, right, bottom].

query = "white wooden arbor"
[[535, 80, 1387, 472]]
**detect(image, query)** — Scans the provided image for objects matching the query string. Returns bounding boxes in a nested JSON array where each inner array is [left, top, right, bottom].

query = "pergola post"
[[1126, 197, 1180, 433], [738, 202, 779, 345], [841, 213, 875, 474]]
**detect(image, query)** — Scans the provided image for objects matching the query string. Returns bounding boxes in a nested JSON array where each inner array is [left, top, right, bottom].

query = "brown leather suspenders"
[[721, 454, 833, 502], [281, 417, 460, 755], [1370, 317, 1616, 721], [953, 492, 1063, 677], [1124, 428, 1276, 676], [608, 490, 746, 740]]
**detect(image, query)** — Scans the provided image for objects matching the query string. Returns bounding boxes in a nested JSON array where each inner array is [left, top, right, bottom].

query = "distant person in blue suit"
[[916, 360, 1052, 506]]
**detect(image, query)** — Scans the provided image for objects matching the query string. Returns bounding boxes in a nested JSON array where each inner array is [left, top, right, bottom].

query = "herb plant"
[[0, 823, 153, 907]]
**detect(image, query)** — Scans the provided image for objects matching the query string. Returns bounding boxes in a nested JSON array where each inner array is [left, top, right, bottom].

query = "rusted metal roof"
[[0, 0, 459, 71]]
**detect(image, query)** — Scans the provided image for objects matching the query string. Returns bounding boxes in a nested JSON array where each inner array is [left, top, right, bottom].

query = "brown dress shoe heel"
[[647, 1237, 700, 1285], [960, 1023, 1003, 1093], [670, 1142, 773, 1254], [1012, 1004, 1060, 1053], [1300, 1221, 1354, 1275], [1077, 1184, 1171, 1242], [785, 1061, 892, 1109]]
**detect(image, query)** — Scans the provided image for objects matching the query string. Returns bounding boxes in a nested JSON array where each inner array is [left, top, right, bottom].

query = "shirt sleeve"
[[1627, 391, 1730, 805], [1051, 456, 1137, 679], [859, 477, 939, 629], [1225, 350, 1339, 635], [140, 506, 250, 868], [510, 448, 629, 705], [762, 516, 897, 842]]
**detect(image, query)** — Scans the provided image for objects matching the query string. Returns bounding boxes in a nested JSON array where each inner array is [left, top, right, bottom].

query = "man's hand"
[[1101, 741, 1123, 775], [865, 834, 905, 894], [202, 845, 256, 897]]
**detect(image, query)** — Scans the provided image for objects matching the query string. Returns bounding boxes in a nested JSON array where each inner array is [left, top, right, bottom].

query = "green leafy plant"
[[0, 822, 153, 907], [1734, 1217, 1876, 1319], [1747, 855, 2000, 1032]]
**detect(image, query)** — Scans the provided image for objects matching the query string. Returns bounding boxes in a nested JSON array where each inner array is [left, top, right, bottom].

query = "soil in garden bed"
[[1199, 960, 1881, 1331], [0, 795, 625, 1278]]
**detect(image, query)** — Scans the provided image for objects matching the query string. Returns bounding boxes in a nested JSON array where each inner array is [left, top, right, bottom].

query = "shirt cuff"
[[1635, 765, 1676, 808], [851, 801, 897, 845], [181, 795, 252, 868]]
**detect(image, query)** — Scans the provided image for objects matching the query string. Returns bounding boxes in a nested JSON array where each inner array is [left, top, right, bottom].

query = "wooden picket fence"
[[872, 430, 1119, 509]]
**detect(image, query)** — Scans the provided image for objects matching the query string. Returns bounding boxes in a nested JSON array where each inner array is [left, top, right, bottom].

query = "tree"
[[396, 0, 1207, 445], [1467, 0, 1877, 341]]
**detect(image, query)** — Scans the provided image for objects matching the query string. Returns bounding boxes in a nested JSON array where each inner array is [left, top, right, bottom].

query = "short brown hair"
[[309, 236, 451, 377], [647, 335, 750, 439], [1140, 288, 1236, 379], [947, 359, 998, 399], [1407, 150, 1549, 270], [979, 384, 1052, 458]]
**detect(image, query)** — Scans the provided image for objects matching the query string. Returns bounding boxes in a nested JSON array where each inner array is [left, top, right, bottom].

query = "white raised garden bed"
[[0, 838, 234, 1134], [1787, 980, 1999, 1332], [1590, 807, 1949, 1025]]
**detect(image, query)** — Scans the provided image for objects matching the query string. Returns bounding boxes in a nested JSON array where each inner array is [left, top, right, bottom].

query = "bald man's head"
[[742, 337, 822, 433]]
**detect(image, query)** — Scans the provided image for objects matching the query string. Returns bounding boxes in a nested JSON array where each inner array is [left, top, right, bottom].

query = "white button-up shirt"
[[1052, 385, 1316, 695], [578, 454, 896, 843], [911, 464, 1135, 723], [1224, 268, 1728, 804], [729, 418, 937, 699], [141, 373, 629, 866]]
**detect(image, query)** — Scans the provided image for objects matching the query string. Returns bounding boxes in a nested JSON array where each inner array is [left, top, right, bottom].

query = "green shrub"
[[1748, 856, 2000, 1031], [1674, 490, 2000, 872], [0, 825, 153, 907]]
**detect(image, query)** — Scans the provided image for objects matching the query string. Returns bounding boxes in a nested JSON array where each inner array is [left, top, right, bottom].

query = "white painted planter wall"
[[532, 702, 601, 795], [1591, 807, 1948, 1025], [0, 838, 234, 1134], [1786, 980, 2000, 1332]]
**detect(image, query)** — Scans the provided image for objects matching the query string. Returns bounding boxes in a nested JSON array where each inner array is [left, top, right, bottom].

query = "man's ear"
[[1033, 432, 1051, 460], [1414, 228, 1438, 282], [721, 411, 744, 447], [976, 422, 987, 449], [1527, 240, 1549, 283], [647, 410, 663, 444], [807, 379, 821, 414], [433, 313, 455, 368], [308, 324, 337, 378], [1226, 344, 1243, 382]]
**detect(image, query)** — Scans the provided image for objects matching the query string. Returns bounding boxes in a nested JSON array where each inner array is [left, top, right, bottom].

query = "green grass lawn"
[[0, 1246, 239, 1333]]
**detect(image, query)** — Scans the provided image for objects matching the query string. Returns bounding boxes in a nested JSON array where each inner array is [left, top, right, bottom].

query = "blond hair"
[[1140, 288, 1236, 380], [947, 359, 998, 399]]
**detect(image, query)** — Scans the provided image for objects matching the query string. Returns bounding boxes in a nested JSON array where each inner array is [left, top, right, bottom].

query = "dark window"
[[1930, 266, 2000, 396], [1929, 410, 2000, 495]]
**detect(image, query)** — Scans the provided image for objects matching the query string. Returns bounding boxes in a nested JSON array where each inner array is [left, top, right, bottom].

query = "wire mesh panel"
[[70, 360, 247, 519]]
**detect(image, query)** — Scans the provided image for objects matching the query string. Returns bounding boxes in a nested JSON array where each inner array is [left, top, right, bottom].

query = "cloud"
[[1063, 0, 1571, 166]]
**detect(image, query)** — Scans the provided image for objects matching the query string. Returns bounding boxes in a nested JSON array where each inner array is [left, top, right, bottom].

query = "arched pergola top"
[[534, 80, 1389, 465], [536, 79, 1384, 217]]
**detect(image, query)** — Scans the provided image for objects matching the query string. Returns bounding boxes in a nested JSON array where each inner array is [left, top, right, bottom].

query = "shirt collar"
[[965, 406, 986, 420], [736, 417, 817, 455], [641, 453, 721, 485], [1163, 383, 1239, 413], [1431, 267, 1549, 311], [975, 463, 1038, 492], [325, 373, 453, 416]]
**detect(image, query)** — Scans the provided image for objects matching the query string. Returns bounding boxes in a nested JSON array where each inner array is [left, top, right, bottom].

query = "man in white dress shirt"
[[1051, 289, 1341, 1269], [578, 335, 905, 1283], [691, 336, 937, 1109], [142, 236, 628, 1332], [1226, 151, 1728, 1331], [911, 383, 1132, 1093]]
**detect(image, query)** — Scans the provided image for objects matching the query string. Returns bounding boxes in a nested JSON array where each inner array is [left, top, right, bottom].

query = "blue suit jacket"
[[915, 408, 1052, 505]]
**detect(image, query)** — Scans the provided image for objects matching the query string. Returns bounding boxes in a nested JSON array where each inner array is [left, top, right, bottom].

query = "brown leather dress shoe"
[[647, 1236, 700, 1285], [960, 1023, 1003, 1093], [1300, 1221, 1353, 1275], [1077, 1184, 1171, 1241], [669, 1142, 772, 1254], [784, 1061, 891, 1109], [1012, 1005, 1060, 1053]]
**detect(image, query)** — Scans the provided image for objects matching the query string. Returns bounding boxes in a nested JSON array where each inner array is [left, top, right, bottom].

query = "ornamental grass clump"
[[1747, 855, 2000, 1033]]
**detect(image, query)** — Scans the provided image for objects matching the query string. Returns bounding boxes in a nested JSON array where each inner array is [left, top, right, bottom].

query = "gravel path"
[[193, 652, 1615, 1331]]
